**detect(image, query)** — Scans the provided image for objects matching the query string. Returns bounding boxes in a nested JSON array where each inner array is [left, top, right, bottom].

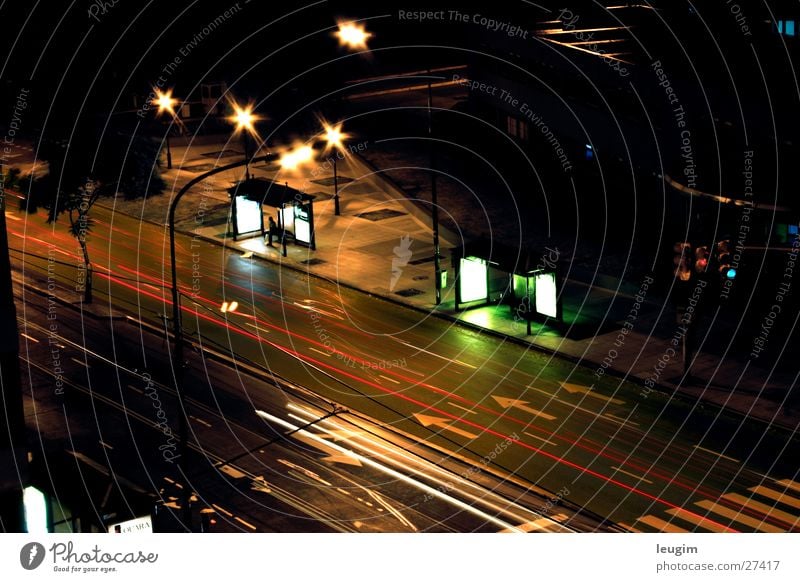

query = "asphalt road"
[[8, 202, 800, 533]]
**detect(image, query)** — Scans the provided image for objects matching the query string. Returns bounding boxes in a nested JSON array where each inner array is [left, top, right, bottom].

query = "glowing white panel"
[[235, 196, 261, 235]]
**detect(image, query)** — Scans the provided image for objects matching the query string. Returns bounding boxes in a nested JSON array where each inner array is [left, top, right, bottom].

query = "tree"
[[23, 127, 165, 303]]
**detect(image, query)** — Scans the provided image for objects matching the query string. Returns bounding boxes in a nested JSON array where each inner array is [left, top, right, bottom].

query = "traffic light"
[[694, 245, 709, 273], [673, 242, 692, 281], [716, 239, 736, 281]]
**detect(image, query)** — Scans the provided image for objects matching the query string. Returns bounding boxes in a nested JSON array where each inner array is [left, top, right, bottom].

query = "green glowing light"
[[535, 271, 558, 318], [459, 257, 488, 303]]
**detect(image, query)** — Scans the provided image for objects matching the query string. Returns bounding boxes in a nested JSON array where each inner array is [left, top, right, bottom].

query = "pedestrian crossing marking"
[[722, 493, 799, 527], [636, 515, 688, 533], [776, 479, 800, 494], [750, 485, 800, 510], [695, 500, 783, 533], [665, 508, 732, 532]]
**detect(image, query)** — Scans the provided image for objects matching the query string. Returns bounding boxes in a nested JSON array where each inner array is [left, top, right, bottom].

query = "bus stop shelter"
[[451, 240, 561, 333]]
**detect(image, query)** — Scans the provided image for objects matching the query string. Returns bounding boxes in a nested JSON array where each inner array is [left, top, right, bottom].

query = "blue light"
[[787, 20, 796, 36], [726, 268, 737, 279], [585, 144, 593, 160], [777, 20, 784, 34]]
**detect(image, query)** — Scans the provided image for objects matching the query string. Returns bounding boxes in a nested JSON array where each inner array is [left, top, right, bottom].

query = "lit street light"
[[279, 145, 314, 171], [322, 121, 348, 216], [228, 100, 259, 181], [335, 21, 371, 50], [336, 21, 442, 303], [152, 89, 179, 169]]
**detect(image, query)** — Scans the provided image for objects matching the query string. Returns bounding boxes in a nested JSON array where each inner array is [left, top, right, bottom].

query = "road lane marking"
[[603, 413, 639, 427], [618, 522, 643, 532], [234, 516, 257, 530], [293, 432, 363, 467], [71, 357, 90, 368], [378, 374, 400, 384], [610, 466, 653, 484], [498, 519, 555, 533], [777, 479, 800, 494], [126, 384, 144, 395], [392, 337, 476, 369], [212, 504, 233, 517], [665, 508, 732, 532], [308, 347, 332, 357], [492, 395, 556, 421], [560, 382, 625, 405], [414, 413, 478, 439], [636, 515, 688, 533], [722, 493, 798, 526], [448, 402, 477, 415], [190, 415, 212, 428], [244, 322, 269, 333], [523, 432, 557, 446], [695, 500, 783, 533], [99, 440, 114, 450], [218, 464, 247, 479], [692, 445, 740, 463], [529, 387, 631, 427], [21, 333, 39, 343], [749, 486, 800, 510]]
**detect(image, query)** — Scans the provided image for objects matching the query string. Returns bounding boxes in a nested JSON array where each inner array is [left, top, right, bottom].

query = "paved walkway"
[[106, 138, 800, 432]]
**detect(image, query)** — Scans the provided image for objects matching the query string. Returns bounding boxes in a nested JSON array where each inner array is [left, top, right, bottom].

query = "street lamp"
[[322, 121, 348, 216], [227, 101, 259, 181], [335, 21, 371, 50], [152, 89, 178, 169], [336, 21, 442, 303], [167, 152, 276, 530], [279, 145, 314, 170]]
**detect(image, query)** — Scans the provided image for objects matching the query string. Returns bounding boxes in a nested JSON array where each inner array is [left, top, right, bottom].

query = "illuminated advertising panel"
[[294, 204, 311, 244], [534, 270, 558, 318], [459, 257, 488, 303], [280, 205, 295, 236], [234, 195, 262, 236]]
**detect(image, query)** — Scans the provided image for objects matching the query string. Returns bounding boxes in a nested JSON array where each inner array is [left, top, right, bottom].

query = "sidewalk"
[[108, 138, 800, 432]]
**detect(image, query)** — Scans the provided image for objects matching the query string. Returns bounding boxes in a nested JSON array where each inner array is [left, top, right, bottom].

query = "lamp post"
[[228, 101, 259, 181], [153, 89, 179, 170], [426, 70, 443, 305], [167, 153, 276, 530], [322, 122, 348, 216], [336, 21, 442, 302]]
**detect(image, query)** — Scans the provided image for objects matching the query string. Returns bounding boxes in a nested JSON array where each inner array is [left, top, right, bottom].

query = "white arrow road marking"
[[492, 396, 556, 421], [293, 432, 363, 466], [413, 413, 478, 439], [560, 382, 625, 405], [529, 387, 634, 428]]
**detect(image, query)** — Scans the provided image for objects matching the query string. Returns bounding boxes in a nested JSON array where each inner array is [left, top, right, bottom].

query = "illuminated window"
[[777, 20, 796, 36], [506, 116, 529, 141]]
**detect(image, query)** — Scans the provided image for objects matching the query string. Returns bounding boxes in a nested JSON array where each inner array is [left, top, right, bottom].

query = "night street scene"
[[2, 0, 800, 543]]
